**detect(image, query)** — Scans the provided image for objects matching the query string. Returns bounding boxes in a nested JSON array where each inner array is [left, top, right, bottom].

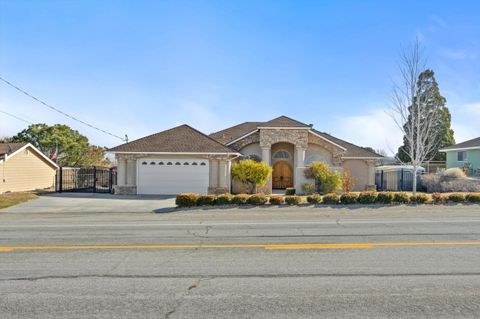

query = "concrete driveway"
[[0, 193, 176, 214]]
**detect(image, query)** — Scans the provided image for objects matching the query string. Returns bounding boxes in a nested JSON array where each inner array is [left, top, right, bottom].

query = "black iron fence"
[[56, 167, 116, 193], [376, 169, 424, 192]]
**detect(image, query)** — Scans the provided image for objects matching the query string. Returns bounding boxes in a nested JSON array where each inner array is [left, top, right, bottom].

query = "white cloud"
[[334, 109, 403, 156]]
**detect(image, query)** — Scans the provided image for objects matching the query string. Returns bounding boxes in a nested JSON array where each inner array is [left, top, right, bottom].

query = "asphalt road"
[[1, 205, 480, 318]]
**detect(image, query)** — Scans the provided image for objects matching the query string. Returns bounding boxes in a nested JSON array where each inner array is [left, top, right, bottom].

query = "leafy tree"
[[11, 123, 108, 167], [304, 162, 342, 194], [231, 160, 272, 194], [397, 70, 455, 162]]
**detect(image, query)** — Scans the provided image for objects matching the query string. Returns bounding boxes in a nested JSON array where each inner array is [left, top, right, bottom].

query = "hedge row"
[[176, 192, 480, 207]]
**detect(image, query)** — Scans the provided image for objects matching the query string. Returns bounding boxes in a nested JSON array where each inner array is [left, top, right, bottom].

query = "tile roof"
[[209, 122, 261, 145], [259, 115, 311, 128], [440, 137, 480, 151], [310, 130, 382, 158], [208, 116, 382, 158], [0, 142, 27, 157], [109, 124, 237, 153]]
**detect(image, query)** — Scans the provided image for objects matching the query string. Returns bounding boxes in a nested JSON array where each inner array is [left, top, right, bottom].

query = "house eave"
[[439, 146, 480, 152], [308, 130, 347, 151], [225, 129, 259, 146], [110, 151, 242, 156]]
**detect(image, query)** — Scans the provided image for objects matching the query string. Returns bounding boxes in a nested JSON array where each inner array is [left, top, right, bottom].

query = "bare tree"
[[388, 39, 443, 195]]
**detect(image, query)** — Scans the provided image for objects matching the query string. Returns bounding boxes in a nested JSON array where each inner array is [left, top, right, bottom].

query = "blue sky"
[[1, 0, 479, 154]]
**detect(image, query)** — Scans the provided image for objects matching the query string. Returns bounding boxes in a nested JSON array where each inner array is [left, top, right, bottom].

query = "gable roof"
[[311, 130, 382, 158], [0, 142, 58, 168], [0, 143, 27, 157], [109, 124, 239, 154], [439, 137, 480, 152], [208, 116, 382, 159], [259, 115, 311, 128]]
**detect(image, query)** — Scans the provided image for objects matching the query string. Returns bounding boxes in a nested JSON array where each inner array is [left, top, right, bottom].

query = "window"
[[150, 161, 156, 165], [183, 162, 189, 165], [458, 151, 468, 161], [200, 162, 206, 166], [305, 154, 327, 165], [175, 162, 181, 165], [273, 150, 290, 159], [159, 162, 164, 165], [192, 162, 198, 166], [167, 162, 173, 165], [142, 161, 147, 165]]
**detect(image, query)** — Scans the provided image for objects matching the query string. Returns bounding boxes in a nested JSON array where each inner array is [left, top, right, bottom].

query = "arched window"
[[167, 162, 173, 165], [184, 162, 189, 165], [150, 161, 156, 165], [273, 150, 290, 159], [192, 162, 198, 166], [305, 154, 327, 165], [200, 162, 206, 166], [141, 161, 147, 165], [159, 162, 164, 165], [175, 162, 181, 165]]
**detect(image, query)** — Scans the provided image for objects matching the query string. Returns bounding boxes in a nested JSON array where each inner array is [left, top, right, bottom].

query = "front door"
[[272, 161, 293, 189]]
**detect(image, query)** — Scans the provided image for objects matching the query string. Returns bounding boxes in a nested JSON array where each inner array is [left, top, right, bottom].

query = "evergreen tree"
[[397, 70, 455, 162]]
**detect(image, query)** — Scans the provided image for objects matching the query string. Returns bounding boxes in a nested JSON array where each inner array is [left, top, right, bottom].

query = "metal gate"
[[56, 167, 117, 193]]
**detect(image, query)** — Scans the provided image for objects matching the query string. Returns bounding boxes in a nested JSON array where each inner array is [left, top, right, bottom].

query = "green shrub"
[[216, 193, 233, 205], [340, 193, 357, 204], [196, 195, 216, 206], [357, 192, 377, 204], [322, 193, 340, 204], [285, 196, 301, 205], [269, 195, 285, 205], [231, 194, 250, 205], [231, 160, 273, 194], [306, 194, 322, 204], [431, 193, 446, 204], [376, 192, 393, 204], [393, 192, 410, 204], [410, 194, 428, 204], [304, 162, 341, 193], [175, 193, 200, 207], [285, 188, 296, 195], [247, 194, 268, 205], [448, 193, 465, 203], [302, 183, 315, 195], [466, 193, 480, 203]]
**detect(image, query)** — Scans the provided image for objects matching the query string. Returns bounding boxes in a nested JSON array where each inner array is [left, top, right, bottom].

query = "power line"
[[0, 76, 127, 142], [0, 109, 33, 124]]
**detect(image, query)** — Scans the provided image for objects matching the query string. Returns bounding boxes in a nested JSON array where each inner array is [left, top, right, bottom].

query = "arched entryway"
[[272, 161, 293, 189]]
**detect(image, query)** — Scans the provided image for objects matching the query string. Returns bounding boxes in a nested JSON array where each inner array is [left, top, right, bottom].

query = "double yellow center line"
[[1, 241, 480, 252]]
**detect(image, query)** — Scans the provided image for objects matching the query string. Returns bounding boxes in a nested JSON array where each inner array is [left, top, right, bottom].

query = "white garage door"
[[137, 158, 209, 195]]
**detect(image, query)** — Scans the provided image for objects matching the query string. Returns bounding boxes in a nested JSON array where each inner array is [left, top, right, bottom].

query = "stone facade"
[[259, 129, 309, 148], [229, 132, 260, 151]]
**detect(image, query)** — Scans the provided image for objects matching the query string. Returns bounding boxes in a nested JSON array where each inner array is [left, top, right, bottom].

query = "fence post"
[[109, 168, 113, 193], [400, 168, 404, 191], [380, 170, 384, 191], [58, 167, 63, 193], [93, 166, 97, 193]]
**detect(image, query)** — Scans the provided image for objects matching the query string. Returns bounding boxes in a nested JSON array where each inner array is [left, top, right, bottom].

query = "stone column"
[[294, 147, 306, 191], [117, 158, 127, 186], [261, 147, 271, 165], [126, 159, 136, 186]]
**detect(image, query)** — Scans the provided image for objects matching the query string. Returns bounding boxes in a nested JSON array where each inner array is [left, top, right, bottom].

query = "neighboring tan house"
[[109, 116, 382, 195], [440, 137, 480, 176], [0, 142, 58, 193]]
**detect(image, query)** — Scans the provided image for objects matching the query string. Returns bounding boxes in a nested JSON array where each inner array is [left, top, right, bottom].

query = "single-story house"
[[440, 137, 480, 176], [0, 142, 58, 193], [109, 116, 382, 195]]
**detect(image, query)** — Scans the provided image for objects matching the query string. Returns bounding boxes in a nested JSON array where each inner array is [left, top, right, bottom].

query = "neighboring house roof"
[[439, 137, 480, 152], [109, 124, 239, 154], [0, 142, 59, 168], [209, 116, 382, 159], [0, 143, 27, 157]]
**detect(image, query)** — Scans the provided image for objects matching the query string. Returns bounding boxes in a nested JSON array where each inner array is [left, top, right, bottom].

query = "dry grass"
[[0, 192, 38, 209]]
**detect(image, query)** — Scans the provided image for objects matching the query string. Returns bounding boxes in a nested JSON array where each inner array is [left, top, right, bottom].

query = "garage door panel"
[[137, 158, 209, 195]]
